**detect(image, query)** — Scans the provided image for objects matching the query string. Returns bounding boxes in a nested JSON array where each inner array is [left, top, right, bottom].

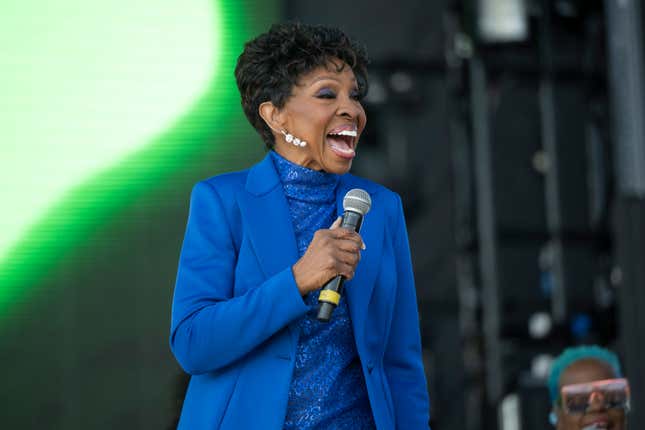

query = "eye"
[[350, 89, 362, 101], [316, 88, 336, 99], [566, 393, 589, 414]]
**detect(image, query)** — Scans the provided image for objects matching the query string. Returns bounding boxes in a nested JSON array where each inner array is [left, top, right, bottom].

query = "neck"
[[273, 145, 321, 171]]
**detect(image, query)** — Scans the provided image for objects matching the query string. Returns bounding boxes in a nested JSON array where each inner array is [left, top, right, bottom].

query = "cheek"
[[608, 410, 625, 424], [559, 414, 579, 429], [288, 105, 324, 128], [359, 108, 367, 131], [302, 111, 331, 135]]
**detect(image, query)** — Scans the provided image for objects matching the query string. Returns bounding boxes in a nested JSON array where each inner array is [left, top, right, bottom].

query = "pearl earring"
[[280, 129, 307, 147]]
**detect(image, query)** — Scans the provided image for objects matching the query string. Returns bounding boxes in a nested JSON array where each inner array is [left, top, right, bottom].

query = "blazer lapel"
[[238, 154, 300, 349], [238, 153, 299, 280], [336, 176, 384, 350]]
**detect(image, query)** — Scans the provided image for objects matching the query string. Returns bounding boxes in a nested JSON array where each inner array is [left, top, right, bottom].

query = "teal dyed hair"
[[548, 345, 622, 404]]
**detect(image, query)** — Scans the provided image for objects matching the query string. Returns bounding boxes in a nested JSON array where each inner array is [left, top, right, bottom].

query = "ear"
[[259, 101, 286, 134]]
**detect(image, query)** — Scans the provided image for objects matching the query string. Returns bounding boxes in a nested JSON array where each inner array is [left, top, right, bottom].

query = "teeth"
[[329, 130, 357, 137]]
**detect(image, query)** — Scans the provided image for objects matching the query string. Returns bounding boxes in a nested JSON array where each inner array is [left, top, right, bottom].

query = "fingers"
[[340, 250, 361, 271], [331, 230, 364, 252], [335, 262, 357, 280], [328, 251, 358, 279], [329, 216, 342, 229], [335, 237, 363, 254], [329, 216, 367, 251], [296, 223, 365, 289], [330, 237, 362, 280]]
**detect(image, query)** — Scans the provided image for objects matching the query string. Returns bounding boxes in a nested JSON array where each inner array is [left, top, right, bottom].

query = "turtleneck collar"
[[270, 150, 339, 204]]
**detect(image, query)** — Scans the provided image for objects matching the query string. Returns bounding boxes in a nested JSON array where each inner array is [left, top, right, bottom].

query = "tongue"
[[327, 136, 356, 158], [327, 136, 352, 151]]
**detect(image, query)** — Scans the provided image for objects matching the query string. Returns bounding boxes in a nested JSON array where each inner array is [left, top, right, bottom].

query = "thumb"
[[329, 216, 342, 229]]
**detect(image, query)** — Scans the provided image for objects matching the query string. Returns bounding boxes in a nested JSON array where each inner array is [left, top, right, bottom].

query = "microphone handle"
[[316, 210, 363, 322], [317, 275, 345, 322]]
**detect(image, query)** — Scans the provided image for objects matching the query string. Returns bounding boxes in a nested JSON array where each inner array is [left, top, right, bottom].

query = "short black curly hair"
[[235, 22, 369, 149]]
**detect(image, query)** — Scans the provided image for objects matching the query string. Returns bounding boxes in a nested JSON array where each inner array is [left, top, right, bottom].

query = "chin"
[[327, 160, 353, 175], [320, 151, 354, 174]]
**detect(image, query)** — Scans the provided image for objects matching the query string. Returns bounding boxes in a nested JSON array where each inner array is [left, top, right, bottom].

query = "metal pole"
[[470, 56, 503, 414], [605, 0, 645, 428]]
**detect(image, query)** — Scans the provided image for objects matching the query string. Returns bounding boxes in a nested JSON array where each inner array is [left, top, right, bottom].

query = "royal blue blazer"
[[170, 153, 430, 429]]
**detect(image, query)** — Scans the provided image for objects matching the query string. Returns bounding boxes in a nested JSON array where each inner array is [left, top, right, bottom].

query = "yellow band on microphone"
[[319, 290, 341, 305]]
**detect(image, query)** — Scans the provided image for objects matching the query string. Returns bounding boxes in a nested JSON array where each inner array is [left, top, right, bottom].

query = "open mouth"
[[326, 128, 357, 159], [582, 420, 610, 430]]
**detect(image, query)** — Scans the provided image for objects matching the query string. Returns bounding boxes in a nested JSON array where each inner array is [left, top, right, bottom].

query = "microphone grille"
[[343, 188, 372, 215]]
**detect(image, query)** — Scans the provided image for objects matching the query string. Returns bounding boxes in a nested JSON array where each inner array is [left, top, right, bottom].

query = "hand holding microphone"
[[291, 190, 371, 319], [317, 189, 372, 322]]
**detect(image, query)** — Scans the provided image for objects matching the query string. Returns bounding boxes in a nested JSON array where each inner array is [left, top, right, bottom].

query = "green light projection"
[[0, 1, 268, 319], [0, 2, 278, 426], [1, 0, 217, 262]]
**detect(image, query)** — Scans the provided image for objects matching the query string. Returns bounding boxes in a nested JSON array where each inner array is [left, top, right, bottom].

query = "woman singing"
[[170, 22, 430, 429]]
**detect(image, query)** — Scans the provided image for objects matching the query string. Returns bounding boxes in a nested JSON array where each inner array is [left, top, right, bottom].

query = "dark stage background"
[[2, 1, 644, 429]]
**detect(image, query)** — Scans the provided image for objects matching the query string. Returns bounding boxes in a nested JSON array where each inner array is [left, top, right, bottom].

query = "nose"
[[337, 94, 364, 121], [587, 391, 607, 412]]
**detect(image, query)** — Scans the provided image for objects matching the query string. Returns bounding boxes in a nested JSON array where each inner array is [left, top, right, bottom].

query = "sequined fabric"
[[270, 151, 375, 430]]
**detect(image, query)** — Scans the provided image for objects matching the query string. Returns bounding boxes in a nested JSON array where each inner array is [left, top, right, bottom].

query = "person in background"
[[169, 22, 430, 429], [548, 345, 630, 430]]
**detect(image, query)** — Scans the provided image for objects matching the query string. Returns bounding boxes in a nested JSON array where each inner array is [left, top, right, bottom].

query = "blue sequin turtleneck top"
[[269, 151, 375, 430]]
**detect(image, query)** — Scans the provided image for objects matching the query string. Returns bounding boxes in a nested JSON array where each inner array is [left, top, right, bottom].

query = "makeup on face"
[[275, 61, 367, 174]]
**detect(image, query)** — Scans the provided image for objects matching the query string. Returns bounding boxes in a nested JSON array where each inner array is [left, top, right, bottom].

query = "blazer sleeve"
[[169, 181, 308, 375], [383, 194, 431, 429]]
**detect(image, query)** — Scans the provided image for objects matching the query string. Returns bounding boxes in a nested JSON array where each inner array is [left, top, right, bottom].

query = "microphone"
[[317, 188, 372, 322]]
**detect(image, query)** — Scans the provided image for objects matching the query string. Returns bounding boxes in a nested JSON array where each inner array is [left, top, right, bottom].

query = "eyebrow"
[[309, 75, 358, 86]]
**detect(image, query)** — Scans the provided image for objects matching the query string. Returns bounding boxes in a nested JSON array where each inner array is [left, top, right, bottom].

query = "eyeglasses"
[[560, 378, 631, 415]]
